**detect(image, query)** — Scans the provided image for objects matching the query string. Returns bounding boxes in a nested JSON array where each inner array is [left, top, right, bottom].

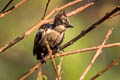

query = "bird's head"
[[54, 10, 73, 28]]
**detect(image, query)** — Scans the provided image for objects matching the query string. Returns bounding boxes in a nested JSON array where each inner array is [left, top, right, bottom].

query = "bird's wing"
[[34, 24, 51, 46], [33, 23, 52, 55]]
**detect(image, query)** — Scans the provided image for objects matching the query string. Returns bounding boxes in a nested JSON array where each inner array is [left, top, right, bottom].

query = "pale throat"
[[54, 25, 67, 33]]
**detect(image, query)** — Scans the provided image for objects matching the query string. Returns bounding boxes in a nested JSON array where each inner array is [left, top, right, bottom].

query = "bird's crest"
[[54, 10, 69, 26]]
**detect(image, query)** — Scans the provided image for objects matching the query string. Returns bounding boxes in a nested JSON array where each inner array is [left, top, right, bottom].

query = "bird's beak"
[[66, 24, 74, 28]]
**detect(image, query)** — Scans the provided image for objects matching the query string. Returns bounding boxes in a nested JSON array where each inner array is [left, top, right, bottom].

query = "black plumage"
[[33, 10, 73, 63]]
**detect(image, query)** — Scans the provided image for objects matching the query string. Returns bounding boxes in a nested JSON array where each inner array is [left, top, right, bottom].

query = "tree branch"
[[18, 62, 41, 80], [45, 41, 60, 80], [60, 6, 120, 51], [0, 1, 94, 53], [44, 0, 82, 20], [16, 5, 120, 80], [53, 42, 120, 57], [0, 0, 14, 13], [0, 0, 28, 18], [56, 57, 64, 80], [89, 56, 120, 80], [18, 42, 120, 80], [0, 0, 120, 80], [37, 68, 42, 80], [79, 29, 113, 80], [42, 0, 50, 19]]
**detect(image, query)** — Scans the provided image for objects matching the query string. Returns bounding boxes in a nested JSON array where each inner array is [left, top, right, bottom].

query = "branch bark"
[[42, 0, 51, 19], [19, 62, 41, 80], [0, 0, 14, 13], [45, 41, 60, 80], [1, 1, 120, 80], [0, 1, 94, 53], [79, 29, 113, 80], [56, 57, 64, 80], [18, 42, 120, 80], [89, 56, 120, 80], [60, 6, 120, 51], [0, 0, 28, 18]]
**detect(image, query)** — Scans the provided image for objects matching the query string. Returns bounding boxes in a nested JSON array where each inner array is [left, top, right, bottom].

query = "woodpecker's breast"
[[44, 29, 64, 48]]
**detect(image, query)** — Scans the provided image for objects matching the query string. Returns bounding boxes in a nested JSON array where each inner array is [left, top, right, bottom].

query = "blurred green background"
[[0, 0, 120, 80]]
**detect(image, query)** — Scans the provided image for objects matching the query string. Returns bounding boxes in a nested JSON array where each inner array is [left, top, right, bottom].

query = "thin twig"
[[0, 0, 28, 18], [79, 29, 113, 80], [45, 41, 60, 80], [67, 2, 94, 17], [42, 0, 50, 19], [18, 42, 120, 80], [53, 42, 120, 57], [44, 0, 82, 20], [45, 2, 94, 23], [18, 62, 41, 80], [60, 6, 120, 51], [110, 12, 120, 18], [0, 0, 13, 13], [2, 2, 95, 79], [37, 68, 42, 80], [56, 57, 64, 80], [0, 1, 94, 53], [0, 0, 119, 80], [89, 56, 120, 80]]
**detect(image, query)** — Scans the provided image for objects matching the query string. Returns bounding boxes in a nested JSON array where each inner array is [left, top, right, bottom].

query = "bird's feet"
[[56, 46, 64, 54], [41, 59, 46, 64]]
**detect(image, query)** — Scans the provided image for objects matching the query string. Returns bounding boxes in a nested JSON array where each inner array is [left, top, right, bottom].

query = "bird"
[[33, 10, 73, 63]]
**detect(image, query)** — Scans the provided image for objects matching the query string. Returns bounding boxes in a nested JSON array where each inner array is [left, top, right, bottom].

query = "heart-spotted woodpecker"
[[33, 10, 73, 63]]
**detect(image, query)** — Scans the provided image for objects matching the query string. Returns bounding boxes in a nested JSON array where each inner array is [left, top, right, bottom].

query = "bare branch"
[[89, 56, 120, 80], [0, 0, 28, 18], [45, 2, 94, 23], [79, 29, 113, 80], [42, 0, 50, 19], [37, 68, 42, 80], [18, 62, 41, 80], [0, 0, 13, 13], [110, 12, 120, 18], [53, 42, 120, 57], [0, 0, 120, 80], [56, 57, 64, 80], [45, 41, 60, 80], [0, 1, 94, 53], [44, 0, 82, 20], [18, 42, 120, 80], [67, 2, 94, 17], [60, 6, 120, 51]]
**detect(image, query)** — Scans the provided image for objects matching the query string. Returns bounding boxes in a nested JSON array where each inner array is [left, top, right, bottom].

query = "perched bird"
[[33, 10, 73, 63]]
